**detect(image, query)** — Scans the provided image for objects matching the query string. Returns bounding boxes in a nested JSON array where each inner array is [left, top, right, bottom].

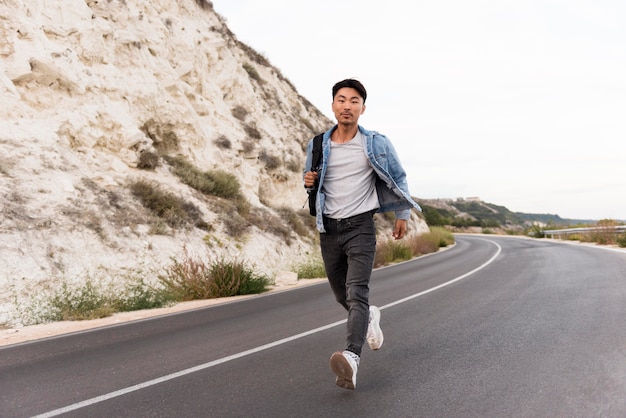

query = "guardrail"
[[543, 225, 626, 239]]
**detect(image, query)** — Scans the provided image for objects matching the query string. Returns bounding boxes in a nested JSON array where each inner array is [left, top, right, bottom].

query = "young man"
[[303, 79, 421, 389]]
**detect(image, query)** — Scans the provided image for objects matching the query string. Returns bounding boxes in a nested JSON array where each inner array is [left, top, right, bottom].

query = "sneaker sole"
[[330, 352, 355, 390], [335, 376, 354, 390]]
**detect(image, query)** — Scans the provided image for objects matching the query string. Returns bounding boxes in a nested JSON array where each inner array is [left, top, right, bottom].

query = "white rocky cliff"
[[0, 0, 428, 326]]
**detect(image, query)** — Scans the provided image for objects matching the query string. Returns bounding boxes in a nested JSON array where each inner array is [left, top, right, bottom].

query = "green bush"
[[164, 155, 241, 199], [48, 280, 114, 321], [211, 260, 269, 296], [295, 255, 326, 279], [616, 233, 626, 248], [159, 249, 269, 300], [129, 179, 206, 229], [113, 277, 175, 312]]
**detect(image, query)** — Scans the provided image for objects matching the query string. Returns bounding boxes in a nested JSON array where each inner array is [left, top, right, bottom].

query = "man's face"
[[331, 87, 366, 125]]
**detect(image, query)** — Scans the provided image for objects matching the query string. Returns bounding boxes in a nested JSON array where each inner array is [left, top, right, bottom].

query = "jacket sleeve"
[[371, 132, 422, 215]]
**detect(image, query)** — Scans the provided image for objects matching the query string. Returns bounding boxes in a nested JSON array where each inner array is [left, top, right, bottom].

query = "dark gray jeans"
[[320, 210, 377, 356]]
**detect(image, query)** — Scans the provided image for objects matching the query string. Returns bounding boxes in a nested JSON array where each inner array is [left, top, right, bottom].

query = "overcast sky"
[[213, 0, 626, 221]]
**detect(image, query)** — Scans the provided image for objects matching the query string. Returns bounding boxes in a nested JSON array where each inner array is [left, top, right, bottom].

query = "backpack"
[[306, 133, 324, 216]]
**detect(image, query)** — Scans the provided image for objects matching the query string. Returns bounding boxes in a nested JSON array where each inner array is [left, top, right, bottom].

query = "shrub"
[[584, 231, 615, 245], [158, 249, 214, 300], [114, 277, 175, 312], [375, 227, 455, 267], [129, 179, 205, 229], [244, 123, 262, 139], [211, 259, 269, 296], [48, 280, 115, 321], [294, 253, 326, 279], [259, 150, 281, 170], [194, 0, 212, 10], [375, 240, 412, 267], [231, 106, 248, 121], [242, 139, 256, 153], [164, 155, 241, 199], [616, 234, 626, 248], [214, 135, 232, 149], [208, 170, 243, 200], [12, 272, 177, 325], [137, 150, 159, 170], [428, 226, 455, 247], [243, 62, 262, 83], [159, 249, 269, 300], [246, 207, 292, 244], [285, 157, 301, 173], [276, 206, 310, 238]]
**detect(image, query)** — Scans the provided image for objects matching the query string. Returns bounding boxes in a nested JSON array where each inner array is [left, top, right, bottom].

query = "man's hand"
[[303, 171, 318, 188], [392, 219, 407, 240]]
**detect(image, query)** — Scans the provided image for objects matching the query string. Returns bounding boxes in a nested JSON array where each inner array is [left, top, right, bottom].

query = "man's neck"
[[333, 124, 359, 144]]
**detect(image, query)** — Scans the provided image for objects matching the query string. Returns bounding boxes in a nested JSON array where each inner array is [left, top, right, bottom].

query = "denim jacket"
[[304, 125, 422, 233]]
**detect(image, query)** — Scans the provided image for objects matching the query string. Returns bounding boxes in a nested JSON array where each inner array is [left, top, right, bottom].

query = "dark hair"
[[332, 79, 367, 104]]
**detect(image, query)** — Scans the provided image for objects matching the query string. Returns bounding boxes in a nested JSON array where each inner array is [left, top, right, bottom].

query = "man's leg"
[[342, 213, 377, 356], [320, 221, 349, 311], [322, 213, 377, 390]]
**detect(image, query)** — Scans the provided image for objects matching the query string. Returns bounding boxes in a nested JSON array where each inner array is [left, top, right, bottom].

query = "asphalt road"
[[1, 235, 625, 417]]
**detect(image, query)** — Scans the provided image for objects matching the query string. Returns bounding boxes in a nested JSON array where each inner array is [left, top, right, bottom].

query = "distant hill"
[[418, 198, 598, 232]]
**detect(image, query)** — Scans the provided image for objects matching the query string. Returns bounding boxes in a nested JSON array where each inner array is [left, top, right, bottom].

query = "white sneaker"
[[330, 350, 359, 390], [366, 306, 384, 350]]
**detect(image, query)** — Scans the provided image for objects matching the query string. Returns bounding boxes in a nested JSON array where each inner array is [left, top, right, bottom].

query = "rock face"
[[0, 0, 427, 326]]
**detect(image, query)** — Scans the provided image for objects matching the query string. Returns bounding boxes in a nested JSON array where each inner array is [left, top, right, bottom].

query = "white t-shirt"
[[322, 131, 379, 219]]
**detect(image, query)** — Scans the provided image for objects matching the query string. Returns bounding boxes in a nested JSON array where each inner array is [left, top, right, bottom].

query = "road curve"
[[1, 235, 625, 417]]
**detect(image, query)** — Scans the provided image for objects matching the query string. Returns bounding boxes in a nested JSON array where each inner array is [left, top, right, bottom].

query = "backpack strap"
[[311, 133, 323, 172], [305, 133, 324, 216]]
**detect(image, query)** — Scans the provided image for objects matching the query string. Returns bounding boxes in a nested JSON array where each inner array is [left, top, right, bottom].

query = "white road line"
[[33, 239, 501, 418], [383, 238, 502, 309]]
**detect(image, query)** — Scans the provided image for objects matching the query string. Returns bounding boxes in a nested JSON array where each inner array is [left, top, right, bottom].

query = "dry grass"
[[374, 227, 454, 268]]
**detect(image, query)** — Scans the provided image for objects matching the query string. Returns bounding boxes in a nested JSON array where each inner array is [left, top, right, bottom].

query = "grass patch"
[[28, 276, 174, 324], [11, 252, 269, 326]]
